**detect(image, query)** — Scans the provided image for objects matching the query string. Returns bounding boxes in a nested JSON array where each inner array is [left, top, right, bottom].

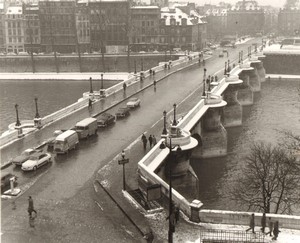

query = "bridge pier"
[[248, 63, 261, 92], [192, 93, 227, 158], [222, 75, 243, 127], [237, 64, 254, 106]]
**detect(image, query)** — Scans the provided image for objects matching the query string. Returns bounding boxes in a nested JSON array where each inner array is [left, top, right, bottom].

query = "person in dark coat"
[[28, 196, 37, 219], [266, 217, 273, 236], [141, 134, 147, 150], [272, 221, 280, 240], [175, 206, 180, 223], [148, 135, 153, 148], [261, 213, 266, 233], [246, 213, 255, 233], [152, 135, 157, 146], [143, 230, 154, 243]]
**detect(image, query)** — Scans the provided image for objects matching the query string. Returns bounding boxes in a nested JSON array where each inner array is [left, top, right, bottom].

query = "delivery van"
[[75, 117, 98, 139], [53, 130, 79, 154]]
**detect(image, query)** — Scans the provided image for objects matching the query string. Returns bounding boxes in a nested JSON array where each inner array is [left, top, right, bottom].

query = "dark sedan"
[[115, 107, 130, 118], [97, 113, 116, 127]]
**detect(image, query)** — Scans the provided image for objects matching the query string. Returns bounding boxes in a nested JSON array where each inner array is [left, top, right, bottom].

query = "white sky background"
[[191, 0, 285, 8]]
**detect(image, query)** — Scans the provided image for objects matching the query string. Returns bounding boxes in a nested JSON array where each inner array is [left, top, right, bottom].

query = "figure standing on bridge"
[[261, 212, 266, 233], [148, 135, 153, 148], [272, 221, 280, 240], [152, 135, 157, 146], [141, 133, 147, 150], [28, 196, 37, 219], [88, 98, 93, 110], [246, 213, 255, 233], [266, 217, 273, 236]]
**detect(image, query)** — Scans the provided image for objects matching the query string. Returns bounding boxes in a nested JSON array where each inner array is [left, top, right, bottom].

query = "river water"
[[1, 78, 299, 213], [0, 80, 113, 134], [192, 79, 300, 212]]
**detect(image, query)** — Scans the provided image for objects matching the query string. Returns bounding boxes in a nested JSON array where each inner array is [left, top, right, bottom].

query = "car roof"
[[30, 152, 46, 157]]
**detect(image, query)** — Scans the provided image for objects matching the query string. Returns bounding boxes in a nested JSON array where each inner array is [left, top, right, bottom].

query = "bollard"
[[190, 199, 203, 223]]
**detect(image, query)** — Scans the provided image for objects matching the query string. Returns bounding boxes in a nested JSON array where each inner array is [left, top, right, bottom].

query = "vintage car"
[[219, 52, 224, 58], [21, 152, 52, 171], [115, 107, 130, 118], [126, 97, 141, 108], [97, 113, 116, 127], [12, 148, 42, 166]]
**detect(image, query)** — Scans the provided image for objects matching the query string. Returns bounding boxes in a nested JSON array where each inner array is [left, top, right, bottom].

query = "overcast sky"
[[193, 0, 285, 8]]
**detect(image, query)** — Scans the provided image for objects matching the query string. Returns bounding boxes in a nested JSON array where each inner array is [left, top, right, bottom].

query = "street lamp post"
[[118, 150, 129, 191], [172, 103, 177, 126], [34, 97, 40, 119], [89, 77, 93, 93], [162, 110, 167, 137], [101, 73, 104, 90], [141, 58, 144, 71], [202, 68, 207, 96], [134, 59, 137, 74], [15, 104, 21, 127], [224, 61, 227, 75], [160, 137, 182, 243]]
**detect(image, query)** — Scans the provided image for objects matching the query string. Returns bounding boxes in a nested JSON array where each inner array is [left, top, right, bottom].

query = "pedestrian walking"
[[272, 221, 280, 240], [148, 135, 153, 148], [28, 196, 37, 219], [141, 133, 147, 150], [153, 70, 155, 76], [152, 135, 157, 146], [266, 217, 273, 236], [246, 213, 255, 233], [123, 82, 126, 91], [88, 98, 93, 110], [175, 206, 180, 223], [215, 75, 218, 82], [261, 213, 266, 233]]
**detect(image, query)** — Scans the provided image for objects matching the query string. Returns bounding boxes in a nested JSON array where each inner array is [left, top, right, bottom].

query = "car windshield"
[[29, 155, 39, 160]]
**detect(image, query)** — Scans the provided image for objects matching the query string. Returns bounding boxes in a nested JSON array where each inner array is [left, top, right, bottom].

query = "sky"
[[192, 0, 285, 8]]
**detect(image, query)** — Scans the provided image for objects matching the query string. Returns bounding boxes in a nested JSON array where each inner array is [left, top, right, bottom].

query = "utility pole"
[[126, 3, 131, 72]]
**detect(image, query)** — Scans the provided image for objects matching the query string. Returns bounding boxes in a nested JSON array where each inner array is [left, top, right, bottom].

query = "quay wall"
[[0, 54, 179, 73]]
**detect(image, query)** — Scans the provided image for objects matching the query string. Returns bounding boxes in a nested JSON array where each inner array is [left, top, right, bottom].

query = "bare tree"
[[230, 142, 300, 214]]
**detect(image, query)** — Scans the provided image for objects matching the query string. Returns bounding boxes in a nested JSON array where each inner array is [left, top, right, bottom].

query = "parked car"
[[219, 52, 224, 57], [97, 113, 115, 127], [115, 107, 130, 118], [1, 173, 17, 193], [12, 148, 42, 166], [21, 152, 52, 171], [126, 97, 141, 108], [205, 50, 213, 55]]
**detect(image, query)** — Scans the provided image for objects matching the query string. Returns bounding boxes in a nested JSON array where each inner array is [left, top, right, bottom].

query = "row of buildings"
[[0, 0, 299, 54], [200, 0, 300, 41], [0, 0, 207, 54]]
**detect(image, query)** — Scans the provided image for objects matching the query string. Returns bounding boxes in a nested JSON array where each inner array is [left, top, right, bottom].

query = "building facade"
[[278, 7, 300, 36], [130, 6, 160, 51], [5, 5, 25, 54], [159, 7, 204, 51], [76, 1, 90, 53], [204, 6, 227, 41], [227, 0, 264, 36], [39, 0, 77, 53], [0, 1, 5, 52], [88, 0, 129, 53], [24, 3, 41, 53]]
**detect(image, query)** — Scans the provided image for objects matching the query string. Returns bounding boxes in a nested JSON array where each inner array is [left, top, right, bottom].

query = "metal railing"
[[200, 229, 266, 243]]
